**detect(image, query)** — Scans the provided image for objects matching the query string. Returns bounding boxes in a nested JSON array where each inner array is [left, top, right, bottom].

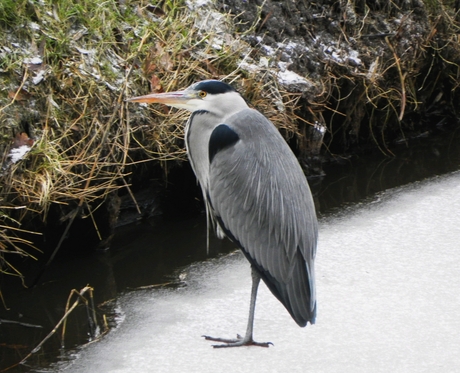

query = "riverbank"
[[0, 0, 459, 295]]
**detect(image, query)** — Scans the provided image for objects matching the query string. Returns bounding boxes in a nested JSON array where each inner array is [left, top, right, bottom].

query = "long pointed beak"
[[126, 90, 191, 105]]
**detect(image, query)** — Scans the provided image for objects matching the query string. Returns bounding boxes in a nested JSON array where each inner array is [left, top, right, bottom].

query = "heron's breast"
[[185, 116, 215, 188]]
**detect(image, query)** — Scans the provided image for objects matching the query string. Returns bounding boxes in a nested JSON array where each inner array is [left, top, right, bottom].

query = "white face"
[[181, 90, 248, 118]]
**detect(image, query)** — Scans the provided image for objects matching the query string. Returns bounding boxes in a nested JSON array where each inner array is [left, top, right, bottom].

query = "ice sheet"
[[53, 172, 460, 373]]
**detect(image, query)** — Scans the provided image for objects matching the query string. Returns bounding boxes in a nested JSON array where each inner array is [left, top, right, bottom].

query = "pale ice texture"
[[55, 172, 460, 373]]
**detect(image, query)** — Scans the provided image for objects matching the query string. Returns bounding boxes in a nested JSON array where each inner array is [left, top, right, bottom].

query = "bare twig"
[[5, 286, 95, 371]]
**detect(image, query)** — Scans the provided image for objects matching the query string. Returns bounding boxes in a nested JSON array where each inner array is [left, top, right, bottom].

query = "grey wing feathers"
[[207, 108, 317, 326]]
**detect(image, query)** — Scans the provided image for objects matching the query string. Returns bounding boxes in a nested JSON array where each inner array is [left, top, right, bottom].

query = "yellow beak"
[[126, 90, 193, 106]]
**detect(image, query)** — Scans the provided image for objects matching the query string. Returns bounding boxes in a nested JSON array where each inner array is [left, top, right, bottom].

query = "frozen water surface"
[[55, 172, 460, 373]]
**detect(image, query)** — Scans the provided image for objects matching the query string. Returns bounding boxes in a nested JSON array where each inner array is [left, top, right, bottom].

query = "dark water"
[[1, 127, 459, 372]]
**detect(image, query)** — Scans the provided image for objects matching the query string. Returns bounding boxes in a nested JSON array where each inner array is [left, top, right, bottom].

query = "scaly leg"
[[202, 266, 273, 348]]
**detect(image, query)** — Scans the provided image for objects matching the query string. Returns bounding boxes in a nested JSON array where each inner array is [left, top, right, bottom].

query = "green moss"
[[0, 0, 30, 26]]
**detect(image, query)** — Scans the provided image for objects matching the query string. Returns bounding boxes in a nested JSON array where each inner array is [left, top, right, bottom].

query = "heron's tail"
[[281, 249, 316, 326], [250, 248, 316, 327]]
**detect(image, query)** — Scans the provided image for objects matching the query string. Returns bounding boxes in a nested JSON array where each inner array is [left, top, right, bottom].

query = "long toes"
[[202, 335, 273, 348], [212, 340, 272, 348], [202, 335, 239, 343], [250, 341, 273, 348]]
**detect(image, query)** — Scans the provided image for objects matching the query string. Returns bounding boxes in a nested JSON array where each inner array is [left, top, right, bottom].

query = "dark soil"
[[217, 0, 460, 155]]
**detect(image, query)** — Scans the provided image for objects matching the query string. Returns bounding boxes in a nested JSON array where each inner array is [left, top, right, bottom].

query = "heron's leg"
[[242, 266, 260, 341], [202, 266, 273, 348]]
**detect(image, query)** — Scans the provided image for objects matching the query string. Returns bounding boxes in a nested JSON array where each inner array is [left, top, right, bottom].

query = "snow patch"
[[314, 34, 363, 67], [186, 0, 212, 10], [261, 44, 275, 56], [277, 62, 314, 91], [29, 22, 41, 31], [23, 56, 43, 65], [8, 145, 32, 164], [32, 69, 46, 85]]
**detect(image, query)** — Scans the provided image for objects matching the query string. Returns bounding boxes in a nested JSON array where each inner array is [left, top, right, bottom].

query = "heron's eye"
[[199, 91, 207, 98]]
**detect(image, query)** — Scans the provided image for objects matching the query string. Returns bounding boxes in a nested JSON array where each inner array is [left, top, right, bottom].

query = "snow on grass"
[[277, 62, 314, 91], [8, 145, 32, 164]]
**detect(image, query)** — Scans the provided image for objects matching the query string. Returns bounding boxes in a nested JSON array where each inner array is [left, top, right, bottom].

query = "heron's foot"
[[202, 334, 273, 348]]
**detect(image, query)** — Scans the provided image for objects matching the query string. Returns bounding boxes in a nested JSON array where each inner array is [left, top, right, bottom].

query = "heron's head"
[[127, 80, 248, 117]]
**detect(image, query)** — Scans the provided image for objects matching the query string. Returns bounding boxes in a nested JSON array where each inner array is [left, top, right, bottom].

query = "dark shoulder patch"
[[194, 80, 236, 95], [209, 124, 240, 164]]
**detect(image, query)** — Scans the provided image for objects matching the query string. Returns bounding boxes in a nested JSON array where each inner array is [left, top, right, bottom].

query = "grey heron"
[[128, 80, 318, 348]]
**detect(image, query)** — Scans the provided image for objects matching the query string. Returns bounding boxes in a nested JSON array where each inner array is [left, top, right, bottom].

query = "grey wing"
[[207, 109, 318, 326]]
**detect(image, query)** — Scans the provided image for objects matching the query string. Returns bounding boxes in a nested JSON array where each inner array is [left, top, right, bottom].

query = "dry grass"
[[0, 208, 41, 284], [0, 0, 302, 283]]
